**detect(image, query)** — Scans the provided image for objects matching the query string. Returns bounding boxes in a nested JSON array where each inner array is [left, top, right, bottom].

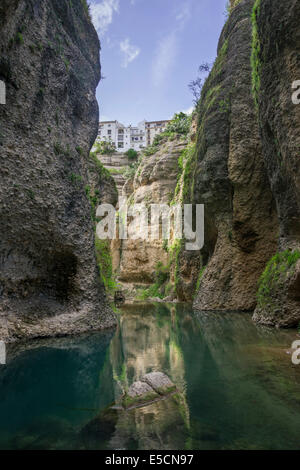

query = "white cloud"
[[182, 106, 194, 115], [175, 2, 191, 27], [120, 38, 140, 68], [90, 0, 119, 34], [152, 1, 191, 87], [152, 33, 177, 87]]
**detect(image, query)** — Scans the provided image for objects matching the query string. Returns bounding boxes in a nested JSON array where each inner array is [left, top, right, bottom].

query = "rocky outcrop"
[[117, 139, 186, 286], [193, 0, 279, 312], [98, 152, 134, 196], [0, 0, 116, 342], [251, 0, 300, 326]]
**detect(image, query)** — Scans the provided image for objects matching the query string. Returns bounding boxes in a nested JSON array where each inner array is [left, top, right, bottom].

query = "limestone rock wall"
[[117, 139, 186, 285], [193, 0, 279, 312], [0, 0, 116, 341], [252, 0, 300, 326], [98, 153, 133, 196]]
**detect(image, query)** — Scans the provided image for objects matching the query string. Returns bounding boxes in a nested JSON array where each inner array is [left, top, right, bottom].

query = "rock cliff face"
[[118, 139, 186, 286], [192, 0, 300, 326], [193, 0, 279, 312], [0, 0, 116, 341], [98, 152, 132, 196], [251, 0, 300, 326]]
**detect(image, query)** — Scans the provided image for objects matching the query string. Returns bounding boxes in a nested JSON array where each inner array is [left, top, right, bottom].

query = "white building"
[[145, 120, 170, 147], [97, 120, 146, 153], [96, 119, 171, 153]]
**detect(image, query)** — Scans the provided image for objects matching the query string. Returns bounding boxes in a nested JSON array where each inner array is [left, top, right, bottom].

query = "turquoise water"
[[0, 303, 300, 450]]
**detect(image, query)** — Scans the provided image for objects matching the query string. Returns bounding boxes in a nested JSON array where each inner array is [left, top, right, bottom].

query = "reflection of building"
[[96, 119, 171, 153]]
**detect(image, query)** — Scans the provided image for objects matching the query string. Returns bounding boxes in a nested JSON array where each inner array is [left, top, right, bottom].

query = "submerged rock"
[[123, 372, 176, 409], [142, 372, 176, 395], [123, 381, 159, 409], [81, 373, 187, 450]]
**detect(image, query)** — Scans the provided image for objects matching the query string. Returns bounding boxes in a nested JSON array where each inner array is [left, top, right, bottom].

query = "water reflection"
[[0, 304, 300, 449]]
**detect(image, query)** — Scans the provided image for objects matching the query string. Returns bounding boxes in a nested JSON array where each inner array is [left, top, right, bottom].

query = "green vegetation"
[[95, 237, 118, 293], [257, 250, 300, 308], [85, 152, 117, 294], [86, 153, 112, 221], [70, 173, 83, 185], [53, 142, 71, 157], [137, 261, 171, 300], [81, 0, 91, 19], [171, 239, 183, 291], [251, 0, 262, 108], [125, 148, 138, 160], [224, 0, 242, 17], [124, 158, 142, 179], [109, 167, 126, 175], [9, 31, 25, 48], [16, 32, 24, 45], [85, 184, 100, 221], [93, 140, 116, 155], [123, 391, 158, 409], [26, 189, 35, 200], [164, 112, 192, 136], [194, 267, 206, 299], [89, 151, 111, 180], [63, 57, 70, 71], [76, 146, 83, 155], [143, 113, 192, 157], [171, 142, 196, 205]]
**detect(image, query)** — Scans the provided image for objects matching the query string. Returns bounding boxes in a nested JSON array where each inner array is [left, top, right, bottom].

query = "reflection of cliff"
[[110, 304, 187, 391], [93, 303, 191, 450]]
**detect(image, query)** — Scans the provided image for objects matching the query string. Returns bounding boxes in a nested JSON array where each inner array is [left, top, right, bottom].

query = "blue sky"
[[90, 0, 228, 125]]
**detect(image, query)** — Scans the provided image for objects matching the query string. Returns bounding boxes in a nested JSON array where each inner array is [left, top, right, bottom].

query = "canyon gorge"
[[1, 0, 300, 343], [1, 0, 300, 453]]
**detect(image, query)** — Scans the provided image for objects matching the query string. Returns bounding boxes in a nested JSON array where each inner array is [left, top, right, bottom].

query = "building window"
[[118, 142, 124, 148], [108, 130, 112, 135]]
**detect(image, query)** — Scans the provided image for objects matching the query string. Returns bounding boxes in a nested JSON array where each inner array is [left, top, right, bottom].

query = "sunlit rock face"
[[0, 0, 116, 341], [193, 0, 278, 312], [117, 139, 186, 285]]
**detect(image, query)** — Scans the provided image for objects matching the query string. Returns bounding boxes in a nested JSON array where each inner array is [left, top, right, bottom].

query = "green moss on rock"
[[257, 250, 300, 308], [251, 0, 262, 108]]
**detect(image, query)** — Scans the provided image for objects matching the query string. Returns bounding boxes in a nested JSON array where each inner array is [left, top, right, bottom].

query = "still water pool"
[[0, 303, 300, 450]]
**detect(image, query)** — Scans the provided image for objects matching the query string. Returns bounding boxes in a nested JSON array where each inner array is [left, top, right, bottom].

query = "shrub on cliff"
[[95, 237, 117, 293], [125, 148, 138, 160], [164, 112, 192, 137], [142, 113, 192, 157], [94, 140, 116, 155]]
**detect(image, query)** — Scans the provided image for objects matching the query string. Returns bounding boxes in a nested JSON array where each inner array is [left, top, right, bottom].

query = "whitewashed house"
[[96, 119, 170, 153]]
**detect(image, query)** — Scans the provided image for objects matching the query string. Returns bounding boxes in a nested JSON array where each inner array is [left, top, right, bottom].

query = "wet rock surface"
[[143, 372, 176, 395], [123, 372, 176, 409]]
